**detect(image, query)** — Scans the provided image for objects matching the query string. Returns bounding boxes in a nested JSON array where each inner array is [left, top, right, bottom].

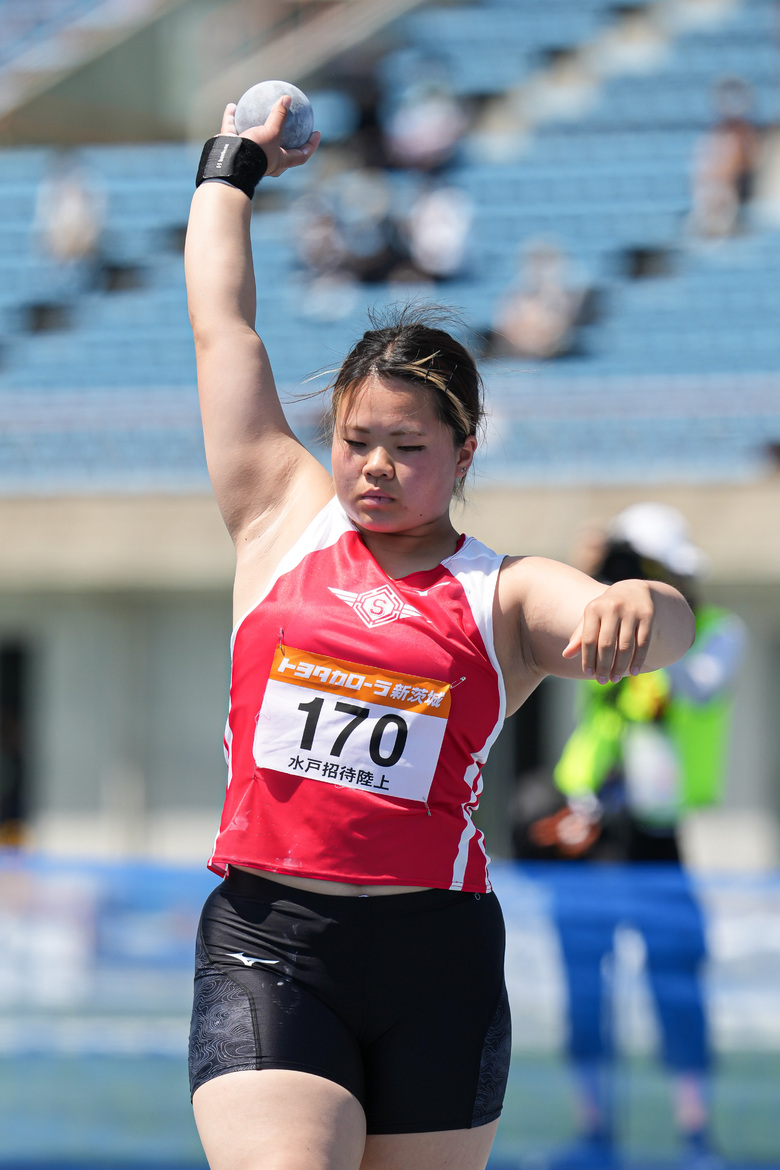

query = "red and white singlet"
[[210, 497, 507, 892]]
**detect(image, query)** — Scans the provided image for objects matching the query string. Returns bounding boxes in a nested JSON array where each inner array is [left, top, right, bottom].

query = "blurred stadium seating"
[[0, 0, 778, 490], [0, 1, 103, 70], [384, 0, 618, 97]]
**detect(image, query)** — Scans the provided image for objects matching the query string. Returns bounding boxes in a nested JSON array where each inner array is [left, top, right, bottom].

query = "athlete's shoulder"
[[443, 532, 506, 575], [234, 498, 356, 633], [276, 496, 354, 567]]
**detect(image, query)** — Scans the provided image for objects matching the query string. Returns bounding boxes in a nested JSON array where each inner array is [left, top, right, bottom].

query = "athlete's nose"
[[364, 445, 394, 480]]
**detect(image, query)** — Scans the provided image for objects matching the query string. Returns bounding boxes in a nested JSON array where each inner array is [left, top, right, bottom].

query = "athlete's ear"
[[455, 435, 477, 477]]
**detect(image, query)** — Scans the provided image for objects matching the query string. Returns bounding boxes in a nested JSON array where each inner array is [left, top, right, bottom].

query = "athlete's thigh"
[[193, 1068, 367, 1170], [361, 1120, 499, 1170]]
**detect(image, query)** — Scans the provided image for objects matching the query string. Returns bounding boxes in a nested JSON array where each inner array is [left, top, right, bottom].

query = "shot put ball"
[[234, 80, 314, 148]]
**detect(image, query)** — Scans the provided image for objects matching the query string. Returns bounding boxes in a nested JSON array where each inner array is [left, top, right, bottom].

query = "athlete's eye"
[[398, 444, 425, 452], [344, 439, 366, 449]]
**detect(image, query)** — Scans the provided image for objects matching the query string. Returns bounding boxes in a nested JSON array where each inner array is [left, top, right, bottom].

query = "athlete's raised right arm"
[[184, 99, 330, 543]]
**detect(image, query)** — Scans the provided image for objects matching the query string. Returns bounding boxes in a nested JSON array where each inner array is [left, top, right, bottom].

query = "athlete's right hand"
[[219, 99, 320, 178]]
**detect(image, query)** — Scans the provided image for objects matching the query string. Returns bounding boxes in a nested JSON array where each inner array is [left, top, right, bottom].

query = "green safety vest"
[[554, 605, 734, 815]]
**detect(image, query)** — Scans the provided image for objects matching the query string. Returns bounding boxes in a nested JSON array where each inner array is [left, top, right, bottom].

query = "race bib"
[[253, 645, 451, 803]]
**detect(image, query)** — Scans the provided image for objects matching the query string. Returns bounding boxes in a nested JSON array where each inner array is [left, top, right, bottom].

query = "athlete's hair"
[[329, 305, 483, 496]]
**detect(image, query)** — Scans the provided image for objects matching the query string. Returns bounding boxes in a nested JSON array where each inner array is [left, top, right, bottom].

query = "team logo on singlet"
[[329, 584, 422, 628]]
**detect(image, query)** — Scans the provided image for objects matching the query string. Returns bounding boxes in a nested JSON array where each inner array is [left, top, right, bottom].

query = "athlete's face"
[[331, 376, 476, 534]]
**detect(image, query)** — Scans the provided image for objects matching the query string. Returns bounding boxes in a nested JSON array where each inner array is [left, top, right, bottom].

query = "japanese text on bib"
[[253, 646, 451, 802]]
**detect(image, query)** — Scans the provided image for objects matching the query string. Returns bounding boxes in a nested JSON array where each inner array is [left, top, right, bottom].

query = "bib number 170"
[[298, 697, 408, 767], [253, 645, 450, 802]]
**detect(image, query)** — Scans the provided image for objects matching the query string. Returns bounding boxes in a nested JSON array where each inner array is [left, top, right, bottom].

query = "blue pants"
[[548, 863, 709, 1072]]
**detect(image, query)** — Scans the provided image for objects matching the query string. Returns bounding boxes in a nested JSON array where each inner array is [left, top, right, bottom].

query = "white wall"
[[0, 590, 232, 860]]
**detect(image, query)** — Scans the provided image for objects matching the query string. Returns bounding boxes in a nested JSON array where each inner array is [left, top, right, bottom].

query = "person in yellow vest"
[[531, 504, 745, 1167]]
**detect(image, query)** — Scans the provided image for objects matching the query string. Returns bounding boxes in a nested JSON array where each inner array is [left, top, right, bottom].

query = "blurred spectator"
[[291, 197, 358, 323], [487, 238, 591, 359], [294, 197, 351, 281], [34, 150, 106, 293], [293, 171, 399, 286], [292, 170, 408, 319], [343, 81, 393, 171], [401, 183, 474, 283], [383, 80, 468, 173], [517, 503, 746, 1165], [333, 169, 406, 283], [688, 77, 762, 240]]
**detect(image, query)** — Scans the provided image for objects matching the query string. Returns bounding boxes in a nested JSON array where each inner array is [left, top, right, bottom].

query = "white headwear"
[[609, 503, 707, 577]]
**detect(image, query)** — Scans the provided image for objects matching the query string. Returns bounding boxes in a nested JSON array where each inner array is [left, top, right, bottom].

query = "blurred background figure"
[[400, 183, 474, 283], [522, 504, 746, 1167], [487, 238, 593, 359], [293, 167, 474, 309], [33, 149, 106, 295], [688, 77, 762, 240], [291, 192, 358, 322], [293, 197, 350, 281], [383, 78, 469, 173], [292, 169, 409, 319], [333, 168, 406, 283]]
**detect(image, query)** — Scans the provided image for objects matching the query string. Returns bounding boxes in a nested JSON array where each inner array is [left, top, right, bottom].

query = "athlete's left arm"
[[498, 555, 695, 688]]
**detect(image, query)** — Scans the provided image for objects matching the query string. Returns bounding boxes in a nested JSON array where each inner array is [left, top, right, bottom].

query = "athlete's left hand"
[[561, 579, 655, 683]]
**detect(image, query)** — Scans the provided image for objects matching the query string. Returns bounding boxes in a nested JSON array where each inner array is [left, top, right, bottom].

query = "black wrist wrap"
[[196, 135, 268, 199]]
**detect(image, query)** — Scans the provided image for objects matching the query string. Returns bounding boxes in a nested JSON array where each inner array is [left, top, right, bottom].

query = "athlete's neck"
[[355, 519, 461, 579]]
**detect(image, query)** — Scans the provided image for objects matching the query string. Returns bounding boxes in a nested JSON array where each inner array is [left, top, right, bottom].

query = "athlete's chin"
[[345, 497, 442, 535], [352, 510, 404, 533]]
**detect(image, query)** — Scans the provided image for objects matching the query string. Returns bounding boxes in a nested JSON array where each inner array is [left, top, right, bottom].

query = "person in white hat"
[[530, 503, 745, 1166]]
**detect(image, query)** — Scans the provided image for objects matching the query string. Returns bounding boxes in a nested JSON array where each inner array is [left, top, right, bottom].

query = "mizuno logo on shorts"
[[227, 951, 279, 966]]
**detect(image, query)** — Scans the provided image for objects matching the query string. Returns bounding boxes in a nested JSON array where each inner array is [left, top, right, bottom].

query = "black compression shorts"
[[188, 868, 511, 1134]]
